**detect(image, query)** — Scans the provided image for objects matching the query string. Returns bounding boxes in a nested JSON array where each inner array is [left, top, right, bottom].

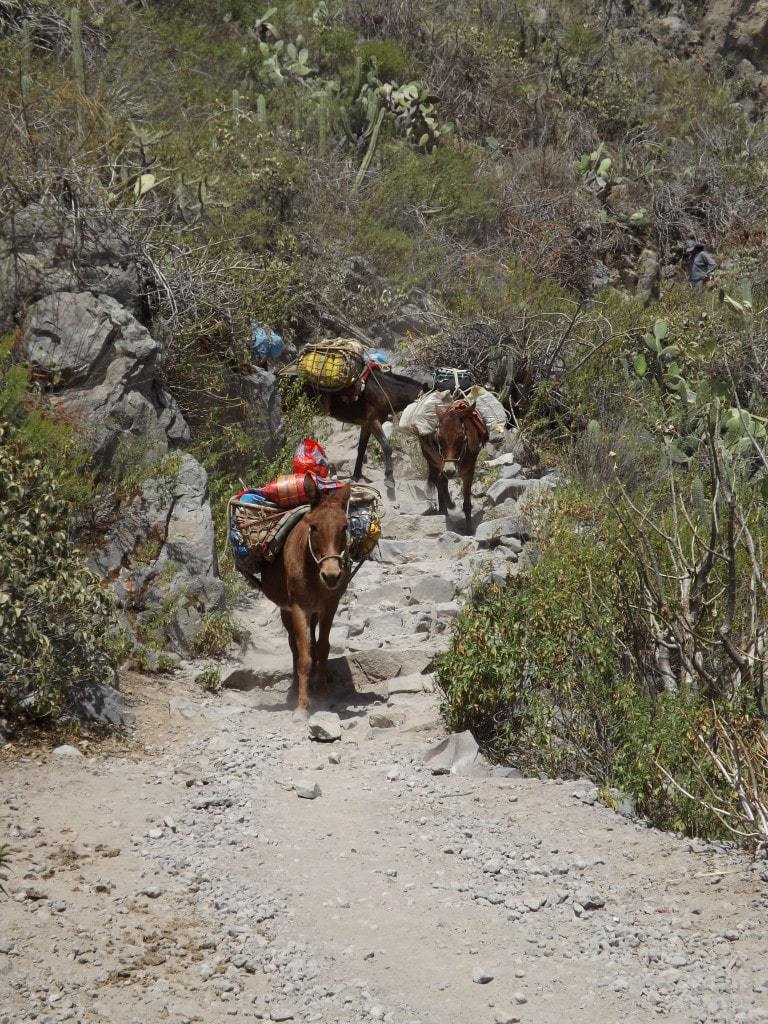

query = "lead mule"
[[259, 474, 352, 715]]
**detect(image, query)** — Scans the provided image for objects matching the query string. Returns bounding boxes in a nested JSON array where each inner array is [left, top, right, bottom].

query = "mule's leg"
[[353, 426, 371, 481], [314, 604, 338, 692], [310, 612, 319, 685], [281, 609, 298, 686], [462, 468, 474, 535], [290, 604, 313, 713], [437, 472, 452, 515], [371, 418, 394, 482]]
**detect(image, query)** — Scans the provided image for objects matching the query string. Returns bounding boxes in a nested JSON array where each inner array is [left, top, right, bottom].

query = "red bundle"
[[293, 438, 329, 478]]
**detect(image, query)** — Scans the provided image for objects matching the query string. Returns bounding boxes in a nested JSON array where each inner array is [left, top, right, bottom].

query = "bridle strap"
[[307, 521, 351, 572], [436, 425, 468, 465]]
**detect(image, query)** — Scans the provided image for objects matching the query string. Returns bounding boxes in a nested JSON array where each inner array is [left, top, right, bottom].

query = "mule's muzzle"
[[320, 562, 343, 590], [443, 461, 458, 480]]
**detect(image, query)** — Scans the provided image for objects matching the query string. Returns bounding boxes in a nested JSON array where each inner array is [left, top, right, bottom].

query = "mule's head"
[[436, 403, 473, 479], [304, 474, 351, 590]]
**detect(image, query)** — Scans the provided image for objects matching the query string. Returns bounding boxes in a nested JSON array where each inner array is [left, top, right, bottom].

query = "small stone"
[[574, 887, 605, 910], [308, 712, 342, 743], [513, 992, 528, 1004], [369, 711, 396, 729], [386, 767, 401, 782], [328, 752, 341, 765], [52, 745, 83, 759], [493, 766, 523, 778], [148, 828, 163, 840], [163, 817, 177, 832], [472, 967, 494, 984], [495, 1014, 520, 1024], [270, 1010, 296, 1022], [386, 673, 429, 696], [295, 782, 321, 800], [141, 886, 163, 899]]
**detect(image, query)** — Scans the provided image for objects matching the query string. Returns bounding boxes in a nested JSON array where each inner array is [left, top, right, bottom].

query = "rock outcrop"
[[20, 291, 190, 470], [702, 0, 768, 69], [89, 452, 224, 651], [0, 201, 141, 331], [222, 367, 285, 461]]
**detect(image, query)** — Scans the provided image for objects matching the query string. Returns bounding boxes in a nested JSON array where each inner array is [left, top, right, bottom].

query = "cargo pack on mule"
[[399, 367, 508, 444], [297, 338, 368, 392], [228, 438, 381, 585], [283, 340, 424, 483]]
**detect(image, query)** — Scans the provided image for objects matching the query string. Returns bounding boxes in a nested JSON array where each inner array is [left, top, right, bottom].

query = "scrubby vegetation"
[[1, 1, 767, 842], [0, 344, 120, 721]]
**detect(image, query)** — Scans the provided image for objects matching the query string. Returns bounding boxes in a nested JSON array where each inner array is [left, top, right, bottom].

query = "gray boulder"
[[157, 454, 217, 578], [370, 288, 443, 347], [65, 681, 136, 728], [222, 367, 284, 462], [167, 602, 204, 655], [408, 575, 456, 605], [475, 509, 536, 548], [0, 201, 140, 330], [20, 291, 189, 469], [424, 731, 490, 777], [308, 712, 342, 742], [486, 478, 522, 506], [89, 453, 222, 642]]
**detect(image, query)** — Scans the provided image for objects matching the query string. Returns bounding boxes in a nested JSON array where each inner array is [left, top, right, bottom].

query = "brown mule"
[[419, 401, 487, 535], [260, 474, 352, 715], [307, 367, 425, 482]]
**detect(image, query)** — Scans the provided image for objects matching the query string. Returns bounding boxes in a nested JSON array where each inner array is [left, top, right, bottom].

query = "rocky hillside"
[[1, 1, 767, 841]]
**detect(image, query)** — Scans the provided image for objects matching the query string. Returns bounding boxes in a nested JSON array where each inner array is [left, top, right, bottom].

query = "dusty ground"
[[2, 423, 768, 1024]]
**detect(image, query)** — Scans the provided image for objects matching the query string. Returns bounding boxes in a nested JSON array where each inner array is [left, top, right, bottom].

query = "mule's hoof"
[[292, 707, 310, 723]]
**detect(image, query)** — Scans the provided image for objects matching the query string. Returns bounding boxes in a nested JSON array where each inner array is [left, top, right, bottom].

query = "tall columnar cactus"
[[69, 5, 86, 95], [256, 93, 267, 125], [20, 20, 32, 106], [353, 106, 384, 191], [317, 90, 328, 151], [232, 88, 240, 126]]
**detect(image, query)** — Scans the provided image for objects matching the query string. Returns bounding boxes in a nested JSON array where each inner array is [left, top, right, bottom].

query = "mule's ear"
[[304, 472, 319, 505]]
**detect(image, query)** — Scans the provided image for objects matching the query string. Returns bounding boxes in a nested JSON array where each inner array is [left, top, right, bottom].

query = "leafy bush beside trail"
[[438, 461, 768, 841], [0, 423, 120, 720]]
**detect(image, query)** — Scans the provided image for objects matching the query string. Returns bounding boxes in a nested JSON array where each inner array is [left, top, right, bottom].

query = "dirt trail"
[[3, 424, 768, 1024]]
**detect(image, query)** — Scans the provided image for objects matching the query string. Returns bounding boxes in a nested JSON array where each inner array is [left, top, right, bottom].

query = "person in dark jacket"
[[686, 240, 716, 290]]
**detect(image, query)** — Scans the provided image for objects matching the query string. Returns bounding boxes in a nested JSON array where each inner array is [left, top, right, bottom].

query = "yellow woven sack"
[[298, 338, 365, 391]]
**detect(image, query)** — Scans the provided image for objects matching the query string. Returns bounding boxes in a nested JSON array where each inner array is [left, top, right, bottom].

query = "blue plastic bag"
[[237, 491, 269, 505], [365, 351, 388, 364], [251, 322, 285, 360]]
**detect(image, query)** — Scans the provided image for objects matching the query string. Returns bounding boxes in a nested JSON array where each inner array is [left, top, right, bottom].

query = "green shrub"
[[438, 489, 631, 780], [366, 143, 499, 241], [196, 666, 222, 693], [191, 610, 241, 659], [0, 340, 95, 511], [436, 487, 738, 838], [359, 40, 411, 82], [0, 424, 119, 721]]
